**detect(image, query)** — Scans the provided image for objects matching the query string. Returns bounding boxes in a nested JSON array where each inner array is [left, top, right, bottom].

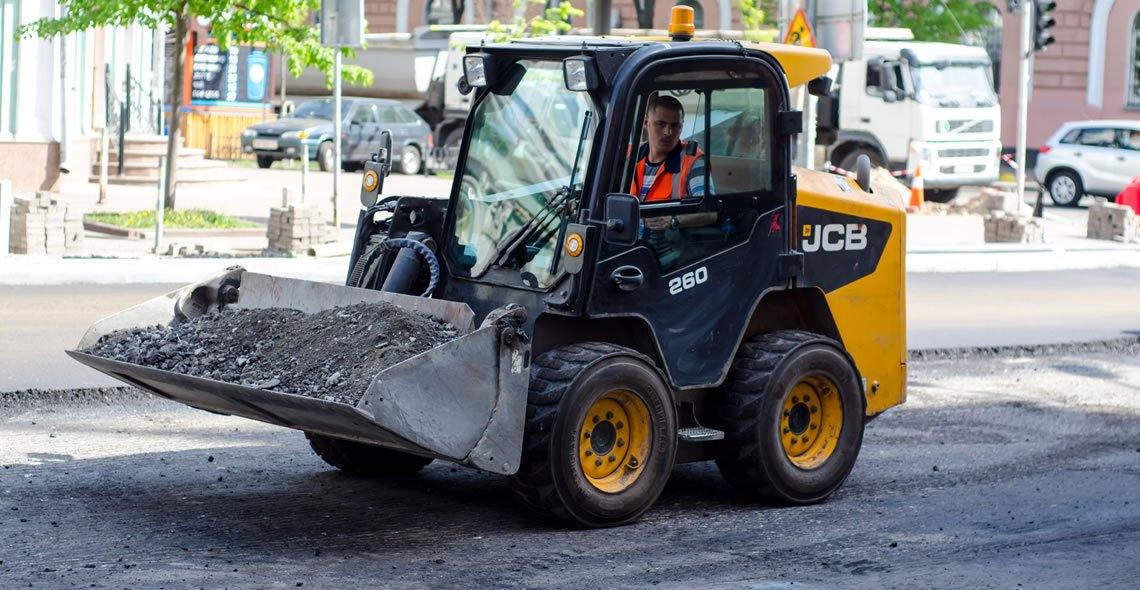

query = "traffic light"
[[1034, 0, 1057, 52]]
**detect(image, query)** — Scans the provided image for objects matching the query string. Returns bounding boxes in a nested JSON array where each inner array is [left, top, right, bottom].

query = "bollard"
[[0, 180, 12, 255], [98, 127, 109, 204], [301, 144, 309, 205], [154, 156, 166, 254]]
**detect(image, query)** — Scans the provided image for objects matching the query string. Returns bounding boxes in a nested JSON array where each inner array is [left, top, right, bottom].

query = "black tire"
[[398, 145, 422, 175], [305, 432, 433, 477], [838, 148, 883, 173], [1046, 169, 1083, 207], [255, 155, 275, 169], [510, 343, 677, 528], [317, 141, 335, 172], [925, 188, 959, 203], [716, 330, 865, 504]]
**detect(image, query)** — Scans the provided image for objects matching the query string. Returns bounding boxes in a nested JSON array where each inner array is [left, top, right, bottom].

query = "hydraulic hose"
[[377, 238, 440, 297]]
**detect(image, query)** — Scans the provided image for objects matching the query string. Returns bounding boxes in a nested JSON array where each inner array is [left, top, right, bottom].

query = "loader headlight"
[[463, 53, 491, 88], [564, 232, 584, 257], [562, 56, 599, 92]]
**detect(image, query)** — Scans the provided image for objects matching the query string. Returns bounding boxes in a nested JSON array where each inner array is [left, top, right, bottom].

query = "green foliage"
[[736, 0, 767, 41], [869, 0, 996, 44], [86, 209, 260, 229], [16, 0, 372, 87], [486, 0, 584, 42]]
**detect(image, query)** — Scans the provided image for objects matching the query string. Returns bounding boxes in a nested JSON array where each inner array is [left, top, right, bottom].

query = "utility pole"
[[333, 48, 342, 229], [1015, 0, 1031, 205]]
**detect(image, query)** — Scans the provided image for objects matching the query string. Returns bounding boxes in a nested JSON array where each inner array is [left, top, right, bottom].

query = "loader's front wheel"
[[510, 343, 677, 528], [305, 432, 432, 477], [716, 330, 865, 504]]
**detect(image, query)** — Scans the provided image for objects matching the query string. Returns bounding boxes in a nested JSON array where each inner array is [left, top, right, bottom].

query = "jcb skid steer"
[[71, 7, 907, 528]]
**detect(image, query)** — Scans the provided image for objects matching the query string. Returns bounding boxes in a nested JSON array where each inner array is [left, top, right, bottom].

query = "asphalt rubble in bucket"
[[83, 302, 461, 405]]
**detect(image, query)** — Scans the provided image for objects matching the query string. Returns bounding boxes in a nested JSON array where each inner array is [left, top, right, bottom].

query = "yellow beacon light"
[[668, 5, 696, 41], [564, 232, 584, 258]]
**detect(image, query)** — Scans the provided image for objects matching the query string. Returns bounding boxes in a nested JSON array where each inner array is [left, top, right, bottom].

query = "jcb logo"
[[801, 224, 868, 252]]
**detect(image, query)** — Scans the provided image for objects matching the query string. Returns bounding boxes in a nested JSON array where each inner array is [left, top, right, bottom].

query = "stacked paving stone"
[[1087, 197, 1138, 243], [984, 211, 1044, 244], [267, 205, 332, 254], [9, 193, 84, 254]]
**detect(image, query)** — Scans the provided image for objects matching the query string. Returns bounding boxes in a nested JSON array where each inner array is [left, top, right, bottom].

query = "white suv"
[[1034, 120, 1140, 207]]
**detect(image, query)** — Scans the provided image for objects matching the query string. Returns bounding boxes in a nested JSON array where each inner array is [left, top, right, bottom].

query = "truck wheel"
[[256, 155, 275, 169], [925, 188, 958, 203], [716, 330, 865, 504], [510, 343, 677, 528], [838, 149, 883, 173], [305, 432, 433, 477]]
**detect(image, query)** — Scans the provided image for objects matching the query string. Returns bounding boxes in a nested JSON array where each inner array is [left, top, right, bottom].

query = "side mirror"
[[603, 193, 640, 246], [882, 90, 899, 103]]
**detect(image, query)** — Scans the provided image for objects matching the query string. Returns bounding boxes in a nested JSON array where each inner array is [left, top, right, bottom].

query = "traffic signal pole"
[[1015, 0, 1032, 206]]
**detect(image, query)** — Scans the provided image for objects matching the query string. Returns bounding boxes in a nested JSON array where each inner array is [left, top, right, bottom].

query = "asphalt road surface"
[[1, 347, 1137, 588], [4, 269, 1140, 391]]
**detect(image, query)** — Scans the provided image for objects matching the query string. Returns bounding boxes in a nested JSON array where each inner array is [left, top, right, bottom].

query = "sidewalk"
[[3, 166, 1139, 285]]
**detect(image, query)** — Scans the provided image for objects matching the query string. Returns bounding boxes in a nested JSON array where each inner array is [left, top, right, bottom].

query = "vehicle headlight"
[[242, 128, 257, 138], [562, 56, 599, 92], [463, 53, 490, 88]]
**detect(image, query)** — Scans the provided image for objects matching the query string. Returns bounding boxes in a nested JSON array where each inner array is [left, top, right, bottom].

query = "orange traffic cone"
[[908, 165, 925, 211]]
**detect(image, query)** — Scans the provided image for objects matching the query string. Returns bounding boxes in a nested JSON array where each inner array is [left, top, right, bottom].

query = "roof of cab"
[[493, 35, 832, 88]]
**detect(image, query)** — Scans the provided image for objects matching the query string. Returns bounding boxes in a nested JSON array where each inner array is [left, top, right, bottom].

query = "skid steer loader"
[[70, 7, 906, 528]]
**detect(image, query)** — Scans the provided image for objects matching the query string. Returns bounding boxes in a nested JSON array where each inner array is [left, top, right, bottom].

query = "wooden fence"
[[181, 111, 275, 161]]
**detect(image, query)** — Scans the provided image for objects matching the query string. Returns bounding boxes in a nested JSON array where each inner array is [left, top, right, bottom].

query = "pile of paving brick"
[[984, 210, 1045, 244], [8, 193, 83, 254], [1086, 197, 1138, 243], [266, 204, 333, 255]]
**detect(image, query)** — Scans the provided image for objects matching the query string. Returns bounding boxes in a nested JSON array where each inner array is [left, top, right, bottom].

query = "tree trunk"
[[634, 0, 656, 29], [450, 0, 465, 24], [164, 11, 187, 210]]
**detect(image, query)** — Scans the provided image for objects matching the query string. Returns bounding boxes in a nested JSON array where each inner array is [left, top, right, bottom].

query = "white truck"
[[816, 28, 1002, 201]]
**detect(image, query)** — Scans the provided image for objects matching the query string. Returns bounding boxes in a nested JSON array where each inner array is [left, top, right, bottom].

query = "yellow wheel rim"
[[577, 390, 651, 493], [779, 375, 843, 470]]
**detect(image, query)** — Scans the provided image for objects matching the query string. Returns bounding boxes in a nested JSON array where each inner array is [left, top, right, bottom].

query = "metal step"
[[678, 426, 724, 442]]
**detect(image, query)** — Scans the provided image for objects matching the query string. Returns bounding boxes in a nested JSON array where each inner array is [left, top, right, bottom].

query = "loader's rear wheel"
[[510, 343, 677, 528], [716, 330, 865, 504], [305, 432, 432, 477]]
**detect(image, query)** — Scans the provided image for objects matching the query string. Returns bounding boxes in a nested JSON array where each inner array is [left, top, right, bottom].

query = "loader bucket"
[[67, 269, 530, 475]]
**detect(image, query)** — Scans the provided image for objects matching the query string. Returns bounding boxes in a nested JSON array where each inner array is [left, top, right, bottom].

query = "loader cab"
[[439, 39, 802, 323]]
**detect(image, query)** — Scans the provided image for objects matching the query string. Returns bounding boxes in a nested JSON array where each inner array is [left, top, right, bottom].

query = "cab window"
[[611, 63, 777, 273]]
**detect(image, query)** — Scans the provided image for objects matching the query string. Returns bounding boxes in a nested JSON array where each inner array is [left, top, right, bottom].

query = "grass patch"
[[85, 209, 260, 229]]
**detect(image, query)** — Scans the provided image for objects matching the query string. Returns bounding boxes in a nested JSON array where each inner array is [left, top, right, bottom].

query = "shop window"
[[1129, 12, 1140, 108]]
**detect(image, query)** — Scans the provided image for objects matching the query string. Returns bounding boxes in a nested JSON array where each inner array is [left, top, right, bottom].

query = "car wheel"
[[1047, 170, 1083, 207], [317, 141, 335, 172], [256, 155, 275, 169], [399, 145, 422, 175]]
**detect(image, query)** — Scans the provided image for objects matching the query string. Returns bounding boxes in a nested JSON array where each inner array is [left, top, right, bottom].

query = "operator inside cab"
[[630, 94, 708, 202]]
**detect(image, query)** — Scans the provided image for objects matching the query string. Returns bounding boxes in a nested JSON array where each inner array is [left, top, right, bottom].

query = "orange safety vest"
[[630, 141, 703, 202]]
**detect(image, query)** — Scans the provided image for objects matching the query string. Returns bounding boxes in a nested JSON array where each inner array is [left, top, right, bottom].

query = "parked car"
[[1034, 120, 1140, 207], [241, 97, 432, 174]]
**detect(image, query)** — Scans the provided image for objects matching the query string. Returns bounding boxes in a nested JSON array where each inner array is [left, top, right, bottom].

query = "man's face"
[[644, 105, 683, 155]]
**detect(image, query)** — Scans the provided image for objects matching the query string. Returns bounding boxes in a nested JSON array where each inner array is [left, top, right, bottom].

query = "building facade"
[[365, 0, 743, 34], [0, 0, 161, 193], [998, 0, 1140, 150]]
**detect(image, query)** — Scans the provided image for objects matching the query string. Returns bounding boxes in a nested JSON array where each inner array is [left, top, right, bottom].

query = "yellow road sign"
[[783, 7, 816, 48]]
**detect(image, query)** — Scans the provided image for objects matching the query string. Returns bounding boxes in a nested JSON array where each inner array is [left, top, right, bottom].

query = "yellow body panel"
[[795, 168, 908, 416]]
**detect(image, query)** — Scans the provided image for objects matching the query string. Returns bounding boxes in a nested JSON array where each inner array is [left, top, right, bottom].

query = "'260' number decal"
[[668, 267, 708, 295]]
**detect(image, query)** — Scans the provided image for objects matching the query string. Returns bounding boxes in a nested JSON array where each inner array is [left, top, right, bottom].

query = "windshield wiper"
[[488, 110, 593, 272]]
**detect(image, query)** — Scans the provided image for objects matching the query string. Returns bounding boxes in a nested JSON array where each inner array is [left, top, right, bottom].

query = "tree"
[[869, 0, 996, 43], [632, 0, 656, 29], [18, 0, 373, 209], [486, 0, 584, 41]]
